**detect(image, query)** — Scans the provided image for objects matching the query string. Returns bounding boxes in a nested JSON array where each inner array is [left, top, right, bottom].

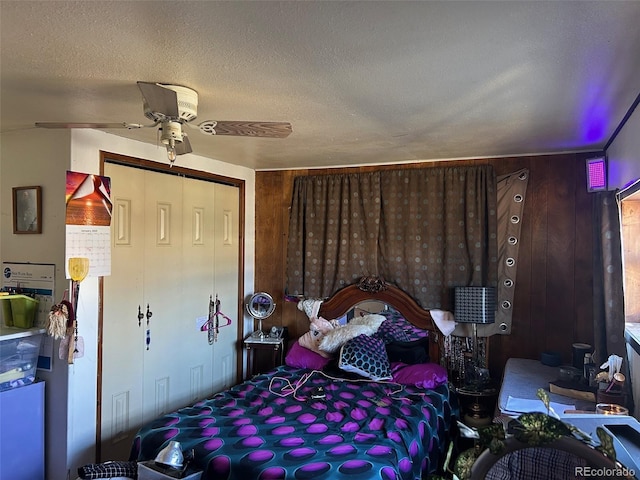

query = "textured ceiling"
[[1, 1, 639, 170]]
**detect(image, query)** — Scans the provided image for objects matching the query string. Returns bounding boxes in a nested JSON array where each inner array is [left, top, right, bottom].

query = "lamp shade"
[[455, 286, 496, 324]]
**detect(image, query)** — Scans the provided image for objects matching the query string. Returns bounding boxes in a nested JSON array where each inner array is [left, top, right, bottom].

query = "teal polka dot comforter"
[[132, 366, 457, 479]]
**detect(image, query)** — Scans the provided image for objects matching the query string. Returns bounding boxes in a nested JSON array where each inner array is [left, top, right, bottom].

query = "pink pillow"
[[285, 341, 331, 370], [390, 362, 448, 389], [298, 329, 332, 358]]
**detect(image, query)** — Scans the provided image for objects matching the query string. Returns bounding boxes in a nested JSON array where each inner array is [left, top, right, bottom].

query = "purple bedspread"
[[132, 365, 457, 480]]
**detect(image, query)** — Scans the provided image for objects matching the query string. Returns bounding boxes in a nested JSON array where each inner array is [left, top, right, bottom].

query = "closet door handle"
[[145, 304, 153, 350], [138, 305, 144, 327], [146, 304, 153, 324]]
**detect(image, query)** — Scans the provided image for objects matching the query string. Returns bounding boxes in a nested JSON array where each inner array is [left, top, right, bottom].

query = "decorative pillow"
[[297, 298, 324, 319], [385, 337, 430, 364], [376, 319, 412, 344], [338, 334, 392, 381], [390, 361, 448, 389], [285, 341, 331, 370], [312, 317, 337, 334], [349, 313, 386, 328], [298, 328, 332, 358], [319, 314, 385, 353], [379, 308, 429, 341]]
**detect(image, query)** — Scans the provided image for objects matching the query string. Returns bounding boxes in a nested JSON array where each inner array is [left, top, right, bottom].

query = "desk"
[[499, 358, 596, 416], [498, 359, 640, 477], [565, 414, 640, 476], [243, 335, 284, 379]]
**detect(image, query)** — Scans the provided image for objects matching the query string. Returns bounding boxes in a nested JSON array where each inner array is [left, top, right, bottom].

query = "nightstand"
[[243, 335, 284, 379]]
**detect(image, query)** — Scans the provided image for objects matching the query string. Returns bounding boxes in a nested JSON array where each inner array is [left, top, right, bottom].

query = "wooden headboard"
[[317, 276, 443, 364]]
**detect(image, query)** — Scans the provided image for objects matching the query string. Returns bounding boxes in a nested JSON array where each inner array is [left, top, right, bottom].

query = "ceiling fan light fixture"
[[160, 120, 183, 144], [166, 142, 177, 164], [160, 121, 183, 164]]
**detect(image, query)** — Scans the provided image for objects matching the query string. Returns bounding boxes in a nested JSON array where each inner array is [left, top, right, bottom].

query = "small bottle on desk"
[[583, 353, 596, 386]]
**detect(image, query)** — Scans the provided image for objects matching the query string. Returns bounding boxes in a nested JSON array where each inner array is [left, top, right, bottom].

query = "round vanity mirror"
[[246, 292, 276, 337]]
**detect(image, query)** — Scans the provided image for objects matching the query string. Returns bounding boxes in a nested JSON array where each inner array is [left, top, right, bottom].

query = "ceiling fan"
[[35, 81, 292, 164]]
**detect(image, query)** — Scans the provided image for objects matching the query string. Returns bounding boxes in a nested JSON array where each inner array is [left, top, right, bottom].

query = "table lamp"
[[455, 286, 496, 389]]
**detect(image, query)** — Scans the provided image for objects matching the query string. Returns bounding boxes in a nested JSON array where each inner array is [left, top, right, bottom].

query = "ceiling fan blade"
[[137, 82, 179, 118], [35, 122, 149, 129], [175, 134, 192, 155], [199, 121, 292, 138]]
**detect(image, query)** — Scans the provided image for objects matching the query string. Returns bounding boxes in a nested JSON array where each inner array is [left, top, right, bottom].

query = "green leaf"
[[477, 423, 506, 454], [596, 426, 617, 461], [512, 412, 571, 446], [536, 388, 550, 412], [453, 447, 480, 480]]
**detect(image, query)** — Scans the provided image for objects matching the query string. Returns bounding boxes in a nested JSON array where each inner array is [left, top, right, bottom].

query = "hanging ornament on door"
[[207, 295, 232, 344], [67, 257, 89, 364], [47, 301, 69, 340]]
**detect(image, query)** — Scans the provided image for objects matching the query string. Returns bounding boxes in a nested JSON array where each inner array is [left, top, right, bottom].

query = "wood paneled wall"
[[255, 152, 600, 378]]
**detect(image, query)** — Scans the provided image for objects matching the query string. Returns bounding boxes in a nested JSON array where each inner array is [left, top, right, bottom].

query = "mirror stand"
[[246, 292, 275, 339], [251, 318, 264, 338]]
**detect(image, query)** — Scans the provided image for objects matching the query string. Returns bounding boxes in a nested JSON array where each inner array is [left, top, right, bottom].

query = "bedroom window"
[[619, 179, 640, 324]]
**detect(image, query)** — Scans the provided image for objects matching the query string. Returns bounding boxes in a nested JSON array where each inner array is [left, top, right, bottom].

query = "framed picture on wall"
[[13, 186, 42, 234]]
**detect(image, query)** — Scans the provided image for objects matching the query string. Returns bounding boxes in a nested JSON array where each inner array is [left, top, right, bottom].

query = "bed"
[[131, 277, 458, 479]]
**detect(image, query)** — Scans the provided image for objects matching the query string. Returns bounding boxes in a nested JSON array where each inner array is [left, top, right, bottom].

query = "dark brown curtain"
[[593, 191, 634, 412], [287, 172, 381, 295], [286, 165, 497, 310]]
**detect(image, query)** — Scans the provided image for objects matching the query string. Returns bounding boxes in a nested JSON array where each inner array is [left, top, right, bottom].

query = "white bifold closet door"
[[100, 162, 239, 461]]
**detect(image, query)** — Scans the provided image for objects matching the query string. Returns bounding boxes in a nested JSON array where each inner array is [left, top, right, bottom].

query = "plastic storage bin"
[[138, 461, 202, 479], [0, 294, 39, 328], [0, 326, 43, 391]]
